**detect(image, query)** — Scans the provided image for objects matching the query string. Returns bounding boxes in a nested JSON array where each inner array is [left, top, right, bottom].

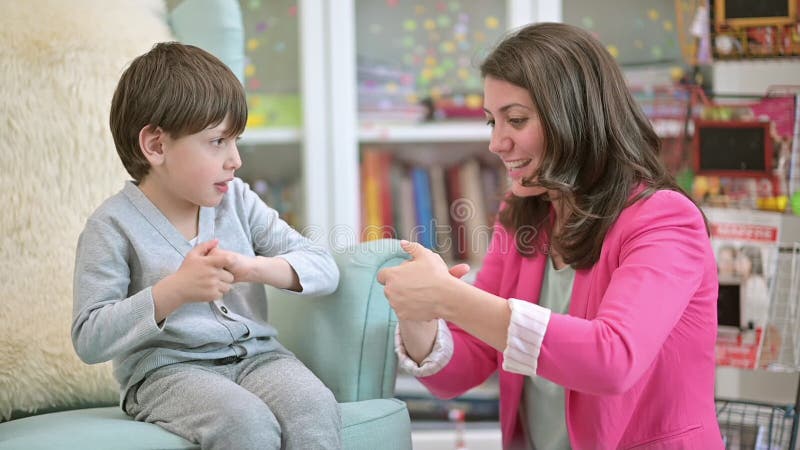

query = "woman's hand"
[[377, 240, 469, 321]]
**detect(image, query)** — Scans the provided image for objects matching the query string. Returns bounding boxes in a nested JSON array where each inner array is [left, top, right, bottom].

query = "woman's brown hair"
[[110, 42, 248, 181], [481, 22, 695, 269]]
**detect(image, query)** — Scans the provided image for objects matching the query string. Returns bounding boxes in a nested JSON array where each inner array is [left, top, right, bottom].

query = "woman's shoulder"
[[614, 188, 707, 239], [624, 188, 703, 222]]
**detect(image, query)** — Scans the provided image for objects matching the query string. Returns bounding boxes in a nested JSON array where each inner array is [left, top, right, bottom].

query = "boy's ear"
[[139, 125, 166, 165]]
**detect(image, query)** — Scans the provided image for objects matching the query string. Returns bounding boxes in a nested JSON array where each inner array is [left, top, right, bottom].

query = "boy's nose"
[[227, 145, 242, 170]]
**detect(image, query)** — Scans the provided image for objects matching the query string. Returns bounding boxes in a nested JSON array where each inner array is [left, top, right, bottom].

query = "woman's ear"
[[139, 125, 166, 166]]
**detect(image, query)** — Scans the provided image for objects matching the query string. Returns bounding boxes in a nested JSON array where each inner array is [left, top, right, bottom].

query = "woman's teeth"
[[506, 159, 532, 169]]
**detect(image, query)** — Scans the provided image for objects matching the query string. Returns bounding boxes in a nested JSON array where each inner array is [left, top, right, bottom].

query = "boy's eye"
[[212, 138, 225, 146]]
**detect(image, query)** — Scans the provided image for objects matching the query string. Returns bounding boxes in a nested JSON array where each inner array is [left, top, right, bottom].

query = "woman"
[[378, 23, 722, 449]]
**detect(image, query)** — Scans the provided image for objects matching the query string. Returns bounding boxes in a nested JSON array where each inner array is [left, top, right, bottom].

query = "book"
[[459, 159, 490, 264], [392, 165, 415, 242], [428, 165, 451, 254], [361, 149, 384, 241], [411, 167, 434, 249], [705, 207, 783, 369], [446, 163, 467, 261]]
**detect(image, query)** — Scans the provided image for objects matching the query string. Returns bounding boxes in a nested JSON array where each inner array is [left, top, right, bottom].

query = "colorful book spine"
[[411, 167, 435, 249]]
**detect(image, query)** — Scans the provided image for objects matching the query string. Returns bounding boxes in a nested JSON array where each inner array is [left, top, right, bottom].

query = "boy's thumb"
[[194, 239, 219, 256]]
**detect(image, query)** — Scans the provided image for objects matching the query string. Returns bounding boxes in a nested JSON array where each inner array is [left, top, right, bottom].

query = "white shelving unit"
[[240, 127, 301, 145], [237, 1, 565, 244], [359, 121, 490, 143], [331, 0, 562, 420], [312, 0, 561, 242]]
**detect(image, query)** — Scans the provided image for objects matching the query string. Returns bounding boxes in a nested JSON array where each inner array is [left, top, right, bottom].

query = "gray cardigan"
[[72, 178, 339, 402]]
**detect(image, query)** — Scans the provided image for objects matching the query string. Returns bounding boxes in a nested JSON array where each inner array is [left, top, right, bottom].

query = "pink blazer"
[[418, 190, 723, 449]]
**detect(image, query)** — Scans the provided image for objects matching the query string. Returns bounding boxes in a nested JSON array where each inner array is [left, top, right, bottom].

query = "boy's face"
[[158, 116, 241, 208]]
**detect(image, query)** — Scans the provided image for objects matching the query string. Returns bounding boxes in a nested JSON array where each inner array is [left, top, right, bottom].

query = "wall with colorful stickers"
[[562, 0, 683, 67], [355, 0, 506, 120], [241, 0, 301, 128]]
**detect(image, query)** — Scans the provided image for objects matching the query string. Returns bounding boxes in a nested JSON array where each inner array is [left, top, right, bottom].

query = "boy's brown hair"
[[110, 42, 247, 181]]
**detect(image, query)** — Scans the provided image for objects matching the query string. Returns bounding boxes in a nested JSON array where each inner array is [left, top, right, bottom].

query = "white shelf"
[[652, 118, 687, 139], [358, 121, 490, 143], [239, 127, 301, 145], [395, 373, 498, 400], [712, 59, 800, 96], [412, 426, 501, 450]]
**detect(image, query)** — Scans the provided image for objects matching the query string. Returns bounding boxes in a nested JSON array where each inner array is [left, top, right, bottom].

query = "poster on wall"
[[704, 207, 783, 369]]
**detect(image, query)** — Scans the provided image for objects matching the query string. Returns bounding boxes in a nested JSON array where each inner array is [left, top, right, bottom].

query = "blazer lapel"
[[569, 267, 595, 319]]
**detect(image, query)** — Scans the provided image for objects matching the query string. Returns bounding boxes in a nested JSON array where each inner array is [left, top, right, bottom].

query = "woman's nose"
[[488, 130, 511, 154]]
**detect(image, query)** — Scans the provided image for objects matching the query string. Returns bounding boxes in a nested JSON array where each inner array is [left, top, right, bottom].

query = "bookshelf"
[[350, 1, 561, 265], [230, 0, 309, 230], [350, 0, 564, 422], [320, 0, 563, 249]]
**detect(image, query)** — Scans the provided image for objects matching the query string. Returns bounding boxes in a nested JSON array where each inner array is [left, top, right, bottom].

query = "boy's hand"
[[152, 239, 235, 323], [208, 247, 256, 283], [158, 239, 235, 303], [174, 239, 235, 302]]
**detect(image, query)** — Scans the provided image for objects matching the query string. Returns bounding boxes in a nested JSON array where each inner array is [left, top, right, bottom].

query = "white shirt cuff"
[[395, 318, 454, 377], [502, 298, 552, 376]]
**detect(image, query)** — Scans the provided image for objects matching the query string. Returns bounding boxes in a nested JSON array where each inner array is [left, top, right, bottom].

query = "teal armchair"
[[0, 240, 412, 450]]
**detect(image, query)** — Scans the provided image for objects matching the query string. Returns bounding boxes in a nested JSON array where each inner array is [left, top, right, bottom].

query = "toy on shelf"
[[448, 408, 468, 450], [687, 86, 799, 213], [711, 0, 800, 59]]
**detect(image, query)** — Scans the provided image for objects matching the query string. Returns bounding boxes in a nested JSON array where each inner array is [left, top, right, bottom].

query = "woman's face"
[[483, 76, 547, 197]]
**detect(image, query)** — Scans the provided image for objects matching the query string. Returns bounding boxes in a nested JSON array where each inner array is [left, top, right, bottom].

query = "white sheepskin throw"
[[0, 0, 174, 420]]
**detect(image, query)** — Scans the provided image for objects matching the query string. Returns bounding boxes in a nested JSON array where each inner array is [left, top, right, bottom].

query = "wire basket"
[[763, 243, 800, 371], [716, 241, 800, 449], [716, 399, 796, 450]]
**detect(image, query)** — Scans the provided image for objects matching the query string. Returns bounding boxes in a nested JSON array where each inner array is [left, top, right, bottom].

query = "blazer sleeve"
[[536, 191, 712, 395]]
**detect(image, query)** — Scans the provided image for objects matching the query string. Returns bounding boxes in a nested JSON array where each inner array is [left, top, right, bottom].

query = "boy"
[[71, 42, 341, 449]]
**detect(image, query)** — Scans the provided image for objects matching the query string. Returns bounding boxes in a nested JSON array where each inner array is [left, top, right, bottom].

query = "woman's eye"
[[509, 118, 528, 126], [485, 119, 495, 127]]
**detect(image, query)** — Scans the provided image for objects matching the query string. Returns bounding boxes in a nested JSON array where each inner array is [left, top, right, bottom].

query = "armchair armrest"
[[266, 239, 409, 403]]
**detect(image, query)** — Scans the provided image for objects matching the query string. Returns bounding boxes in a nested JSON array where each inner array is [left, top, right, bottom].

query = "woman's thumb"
[[448, 263, 471, 279], [400, 240, 423, 259]]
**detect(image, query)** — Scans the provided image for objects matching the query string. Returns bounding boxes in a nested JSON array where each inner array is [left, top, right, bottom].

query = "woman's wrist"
[[398, 319, 438, 364], [436, 276, 469, 322]]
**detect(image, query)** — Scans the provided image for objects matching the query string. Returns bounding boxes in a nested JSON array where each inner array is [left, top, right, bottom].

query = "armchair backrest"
[[266, 239, 409, 403]]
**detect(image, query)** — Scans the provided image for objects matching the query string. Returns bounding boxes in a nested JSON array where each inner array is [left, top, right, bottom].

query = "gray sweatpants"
[[124, 351, 342, 450]]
